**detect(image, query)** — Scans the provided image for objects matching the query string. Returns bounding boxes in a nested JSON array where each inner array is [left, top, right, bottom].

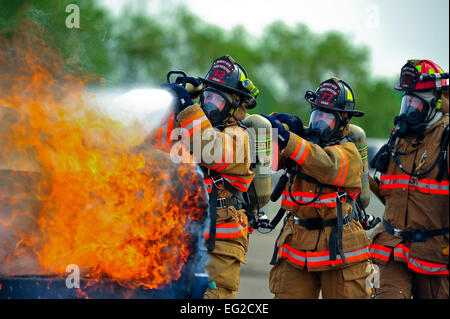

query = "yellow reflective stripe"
[[239, 71, 246, 81], [346, 87, 353, 101]]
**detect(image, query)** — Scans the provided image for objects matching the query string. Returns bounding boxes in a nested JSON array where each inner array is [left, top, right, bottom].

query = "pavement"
[[235, 184, 385, 299]]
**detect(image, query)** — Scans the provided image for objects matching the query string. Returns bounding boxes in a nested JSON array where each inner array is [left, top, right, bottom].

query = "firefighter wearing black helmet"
[[265, 77, 372, 298], [160, 55, 260, 299]]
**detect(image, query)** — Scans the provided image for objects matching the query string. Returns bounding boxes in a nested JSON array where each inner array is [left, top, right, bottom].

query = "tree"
[[0, 0, 402, 138], [0, 0, 114, 81]]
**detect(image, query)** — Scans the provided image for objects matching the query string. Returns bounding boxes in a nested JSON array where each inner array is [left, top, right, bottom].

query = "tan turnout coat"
[[273, 131, 370, 272]]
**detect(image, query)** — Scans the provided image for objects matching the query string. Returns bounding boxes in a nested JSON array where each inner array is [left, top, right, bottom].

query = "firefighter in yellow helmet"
[[370, 60, 449, 299], [160, 55, 260, 299], [264, 78, 372, 299]]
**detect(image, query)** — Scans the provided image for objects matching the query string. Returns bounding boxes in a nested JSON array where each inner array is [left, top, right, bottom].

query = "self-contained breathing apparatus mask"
[[371, 90, 448, 178], [199, 88, 236, 125], [303, 78, 363, 147], [394, 91, 440, 137], [305, 108, 345, 147]]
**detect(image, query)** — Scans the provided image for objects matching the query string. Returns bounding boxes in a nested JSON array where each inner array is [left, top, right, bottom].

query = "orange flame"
[[0, 21, 206, 291]]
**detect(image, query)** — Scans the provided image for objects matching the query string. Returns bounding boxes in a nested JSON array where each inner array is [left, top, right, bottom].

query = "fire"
[[0, 21, 206, 291]]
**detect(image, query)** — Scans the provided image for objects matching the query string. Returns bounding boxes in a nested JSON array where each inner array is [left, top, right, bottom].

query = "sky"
[[100, 0, 449, 78]]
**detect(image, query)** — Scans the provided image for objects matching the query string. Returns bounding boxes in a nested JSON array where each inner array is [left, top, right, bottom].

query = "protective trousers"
[[269, 258, 372, 299], [203, 206, 249, 299], [204, 253, 241, 299], [374, 255, 449, 299]]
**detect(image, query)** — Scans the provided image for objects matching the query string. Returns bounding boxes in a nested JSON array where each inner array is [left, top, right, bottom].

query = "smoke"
[[94, 87, 174, 135]]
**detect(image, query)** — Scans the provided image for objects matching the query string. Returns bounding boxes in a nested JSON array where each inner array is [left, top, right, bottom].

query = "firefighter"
[[266, 77, 372, 299], [370, 60, 449, 299], [160, 55, 259, 299]]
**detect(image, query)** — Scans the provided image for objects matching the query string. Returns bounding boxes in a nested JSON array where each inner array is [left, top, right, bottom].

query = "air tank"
[[242, 114, 273, 211], [348, 124, 370, 208]]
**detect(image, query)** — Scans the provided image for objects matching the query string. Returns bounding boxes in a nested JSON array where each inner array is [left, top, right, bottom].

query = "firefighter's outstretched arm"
[[281, 131, 362, 188]]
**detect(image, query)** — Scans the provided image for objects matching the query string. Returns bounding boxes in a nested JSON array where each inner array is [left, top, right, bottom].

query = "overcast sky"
[[100, 0, 449, 78]]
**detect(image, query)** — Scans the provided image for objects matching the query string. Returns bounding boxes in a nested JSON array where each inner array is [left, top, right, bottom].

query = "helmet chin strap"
[[219, 99, 241, 127], [333, 113, 350, 142], [229, 100, 242, 121]]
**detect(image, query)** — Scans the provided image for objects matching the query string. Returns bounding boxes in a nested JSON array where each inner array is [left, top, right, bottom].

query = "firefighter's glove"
[[161, 83, 194, 117], [176, 76, 203, 99], [261, 114, 290, 150], [270, 113, 305, 137]]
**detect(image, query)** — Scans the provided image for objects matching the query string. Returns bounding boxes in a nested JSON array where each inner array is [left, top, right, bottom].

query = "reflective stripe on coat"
[[370, 243, 449, 276]]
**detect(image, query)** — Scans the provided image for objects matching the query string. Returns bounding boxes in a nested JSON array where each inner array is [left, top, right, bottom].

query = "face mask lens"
[[400, 95, 427, 124], [202, 91, 227, 111], [309, 109, 337, 132]]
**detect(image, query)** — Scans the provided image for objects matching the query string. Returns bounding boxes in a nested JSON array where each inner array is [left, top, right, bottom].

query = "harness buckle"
[[314, 198, 322, 207], [217, 198, 226, 209], [211, 175, 224, 189], [392, 228, 403, 238], [409, 176, 418, 187], [411, 229, 426, 242], [336, 191, 347, 203]]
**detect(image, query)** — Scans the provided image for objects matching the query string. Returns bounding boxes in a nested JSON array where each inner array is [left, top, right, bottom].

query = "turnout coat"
[[370, 114, 449, 276], [274, 131, 371, 272]]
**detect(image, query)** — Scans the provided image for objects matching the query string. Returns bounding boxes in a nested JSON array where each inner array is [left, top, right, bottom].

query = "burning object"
[[0, 21, 209, 298]]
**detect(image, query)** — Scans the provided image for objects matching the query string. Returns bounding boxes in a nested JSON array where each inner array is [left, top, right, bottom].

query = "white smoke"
[[94, 87, 174, 134]]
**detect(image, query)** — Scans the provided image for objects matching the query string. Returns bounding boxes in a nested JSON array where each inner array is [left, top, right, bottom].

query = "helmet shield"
[[399, 94, 429, 124], [397, 63, 419, 91], [206, 57, 236, 86]]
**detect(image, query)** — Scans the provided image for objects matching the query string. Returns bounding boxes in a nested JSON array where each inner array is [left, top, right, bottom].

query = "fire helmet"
[[304, 77, 364, 117], [199, 55, 259, 108], [393, 60, 448, 137], [198, 55, 259, 125], [304, 78, 364, 146], [395, 59, 449, 92]]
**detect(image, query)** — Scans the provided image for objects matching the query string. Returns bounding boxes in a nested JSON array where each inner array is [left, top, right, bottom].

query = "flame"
[[0, 21, 206, 291]]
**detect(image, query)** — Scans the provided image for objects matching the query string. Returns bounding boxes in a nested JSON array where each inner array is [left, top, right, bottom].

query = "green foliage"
[[0, 0, 113, 80], [0, 0, 402, 137]]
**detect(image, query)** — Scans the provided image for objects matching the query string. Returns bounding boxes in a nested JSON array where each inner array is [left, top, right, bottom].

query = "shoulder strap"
[[269, 210, 288, 265], [270, 207, 287, 230], [207, 184, 218, 252], [207, 167, 244, 199], [436, 124, 449, 182]]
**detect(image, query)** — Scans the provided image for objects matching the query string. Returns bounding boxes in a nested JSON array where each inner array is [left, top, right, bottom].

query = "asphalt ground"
[[235, 181, 385, 299]]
